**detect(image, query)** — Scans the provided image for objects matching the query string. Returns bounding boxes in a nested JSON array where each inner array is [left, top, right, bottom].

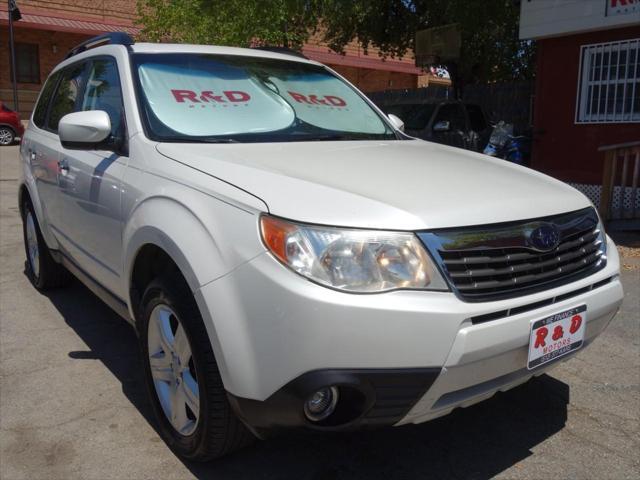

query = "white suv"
[[19, 33, 623, 461]]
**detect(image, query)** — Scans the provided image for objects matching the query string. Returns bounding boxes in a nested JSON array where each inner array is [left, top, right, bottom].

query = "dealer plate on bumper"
[[527, 305, 587, 370]]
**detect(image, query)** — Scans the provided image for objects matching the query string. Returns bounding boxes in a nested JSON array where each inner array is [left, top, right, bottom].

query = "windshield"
[[132, 53, 397, 143]]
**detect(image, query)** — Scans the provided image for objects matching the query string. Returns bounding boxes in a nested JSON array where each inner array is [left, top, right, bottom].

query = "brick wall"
[[305, 29, 427, 91], [330, 65, 418, 92], [0, 27, 91, 115], [305, 30, 418, 68], [14, 0, 137, 23]]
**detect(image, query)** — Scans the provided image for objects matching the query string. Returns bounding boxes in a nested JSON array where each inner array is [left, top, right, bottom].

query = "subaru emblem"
[[529, 223, 560, 252]]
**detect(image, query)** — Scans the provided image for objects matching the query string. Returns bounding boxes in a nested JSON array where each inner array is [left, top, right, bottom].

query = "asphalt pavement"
[[1, 143, 638, 480]]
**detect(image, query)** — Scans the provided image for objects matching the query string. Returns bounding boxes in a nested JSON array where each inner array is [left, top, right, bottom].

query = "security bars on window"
[[576, 38, 640, 124]]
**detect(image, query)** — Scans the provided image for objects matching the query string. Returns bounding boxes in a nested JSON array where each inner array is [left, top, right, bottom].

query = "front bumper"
[[227, 367, 441, 435], [195, 237, 623, 431]]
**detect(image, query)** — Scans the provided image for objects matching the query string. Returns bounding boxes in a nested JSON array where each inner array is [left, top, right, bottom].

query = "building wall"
[[302, 31, 430, 91], [304, 30, 420, 69], [520, 0, 639, 40], [531, 25, 639, 185], [13, 0, 137, 23], [0, 26, 91, 115], [329, 65, 418, 92]]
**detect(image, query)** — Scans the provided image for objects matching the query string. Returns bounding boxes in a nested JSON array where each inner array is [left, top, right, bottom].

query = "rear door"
[[54, 57, 128, 294], [24, 72, 59, 234], [28, 64, 88, 234]]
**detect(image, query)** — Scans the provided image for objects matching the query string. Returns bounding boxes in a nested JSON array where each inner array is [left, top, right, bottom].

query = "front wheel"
[[139, 271, 255, 461]]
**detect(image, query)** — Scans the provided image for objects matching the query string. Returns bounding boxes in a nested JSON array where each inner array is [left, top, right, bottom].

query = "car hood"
[[156, 140, 591, 230]]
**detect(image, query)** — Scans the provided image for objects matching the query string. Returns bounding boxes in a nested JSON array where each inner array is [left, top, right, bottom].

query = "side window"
[[434, 104, 466, 131], [47, 63, 87, 132], [81, 59, 125, 139], [32, 72, 60, 129], [466, 104, 487, 132]]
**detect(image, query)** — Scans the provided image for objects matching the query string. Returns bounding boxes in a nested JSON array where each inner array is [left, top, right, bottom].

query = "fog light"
[[304, 386, 339, 422]]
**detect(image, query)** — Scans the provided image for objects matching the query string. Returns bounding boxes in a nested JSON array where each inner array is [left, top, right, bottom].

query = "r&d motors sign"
[[606, 0, 639, 16]]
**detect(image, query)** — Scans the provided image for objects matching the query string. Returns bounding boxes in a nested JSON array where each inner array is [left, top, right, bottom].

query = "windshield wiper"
[[201, 138, 240, 144], [167, 136, 241, 144], [301, 133, 397, 142], [303, 134, 348, 141]]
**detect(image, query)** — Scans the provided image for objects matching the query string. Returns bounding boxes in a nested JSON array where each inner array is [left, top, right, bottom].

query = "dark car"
[[383, 100, 491, 152], [0, 102, 25, 146]]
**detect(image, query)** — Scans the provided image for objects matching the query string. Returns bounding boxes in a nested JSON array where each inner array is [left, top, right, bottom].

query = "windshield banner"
[[138, 63, 295, 136]]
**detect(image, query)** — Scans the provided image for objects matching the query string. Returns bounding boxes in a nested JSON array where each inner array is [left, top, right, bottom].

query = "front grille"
[[469, 276, 614, 324], [418, 208, 607, 301]]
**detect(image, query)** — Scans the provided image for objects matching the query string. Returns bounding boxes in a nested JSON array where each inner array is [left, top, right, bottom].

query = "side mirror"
[[59, 111, 112, 150], [433, 120, 451, 132], [387, 114, 405, 132]]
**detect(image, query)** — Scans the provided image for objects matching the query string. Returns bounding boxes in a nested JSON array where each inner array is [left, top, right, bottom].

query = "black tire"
[[0, 126, 15, 146], [139, 270, 255, 461], [22, 198, 72, 290]]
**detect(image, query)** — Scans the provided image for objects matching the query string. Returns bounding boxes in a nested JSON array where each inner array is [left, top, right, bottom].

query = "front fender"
[[122, 193, 265, 316], [122, 193, 266, 392]]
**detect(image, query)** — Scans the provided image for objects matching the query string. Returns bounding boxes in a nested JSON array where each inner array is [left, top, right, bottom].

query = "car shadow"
[[40, 274, 570, 480]]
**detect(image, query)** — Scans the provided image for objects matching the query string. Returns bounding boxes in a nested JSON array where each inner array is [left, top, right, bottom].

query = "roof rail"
[[65, 32, 134, 59], [251, 46, 308, 59]]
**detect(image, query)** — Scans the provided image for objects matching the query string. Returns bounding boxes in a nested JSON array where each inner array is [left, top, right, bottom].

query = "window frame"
[[575, 38, 640, 124], [34, 55, 129, 155]]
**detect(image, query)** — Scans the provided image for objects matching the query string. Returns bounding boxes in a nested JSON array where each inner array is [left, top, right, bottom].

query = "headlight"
[[260, 215, 448, 293]]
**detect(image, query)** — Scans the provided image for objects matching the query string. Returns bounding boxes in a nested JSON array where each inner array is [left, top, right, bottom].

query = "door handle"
[[29, 150, 36, 163], [58, 158, 69, 174]]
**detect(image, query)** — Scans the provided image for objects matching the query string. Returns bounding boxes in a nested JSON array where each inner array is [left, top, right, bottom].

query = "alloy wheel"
[[147, 304, 200, 436]]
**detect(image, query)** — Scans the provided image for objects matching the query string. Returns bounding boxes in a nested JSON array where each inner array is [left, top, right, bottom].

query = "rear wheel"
[[22, 199, 72, 289], [139, 271, 255, 461], [0, 127, 15, 146]]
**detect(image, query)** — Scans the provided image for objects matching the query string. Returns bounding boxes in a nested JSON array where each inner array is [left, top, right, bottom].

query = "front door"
[[55, 58, 128, 296]]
